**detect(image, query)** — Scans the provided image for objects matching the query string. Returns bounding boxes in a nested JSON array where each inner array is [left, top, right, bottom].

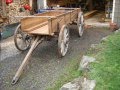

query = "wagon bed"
[[20, 8, 80, 35]]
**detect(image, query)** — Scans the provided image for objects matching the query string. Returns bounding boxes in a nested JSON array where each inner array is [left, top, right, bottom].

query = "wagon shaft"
[[12, 36, 44, 84]]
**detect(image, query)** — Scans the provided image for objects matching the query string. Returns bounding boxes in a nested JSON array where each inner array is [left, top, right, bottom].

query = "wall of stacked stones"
[[0, 0, 30, 24]]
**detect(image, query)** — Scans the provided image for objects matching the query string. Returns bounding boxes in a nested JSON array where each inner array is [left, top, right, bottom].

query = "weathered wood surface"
[[0, 18, 3, 23], [20, 8, 80, 35], [29, 25, 49, 35], [84, 10, 98, 19], [12, 36, 44, 84]]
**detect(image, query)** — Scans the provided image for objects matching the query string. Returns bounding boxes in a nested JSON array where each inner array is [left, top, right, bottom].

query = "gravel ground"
[[0, 13, 112, 90]]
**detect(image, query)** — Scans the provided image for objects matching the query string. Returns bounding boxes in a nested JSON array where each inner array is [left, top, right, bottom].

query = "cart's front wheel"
[[14, 24, 32, 51], [77, 12, 84, 37], [58, 25, 70, 57]]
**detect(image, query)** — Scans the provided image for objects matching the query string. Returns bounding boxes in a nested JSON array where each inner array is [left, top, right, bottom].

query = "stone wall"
[[0, 0, 30, 24], [0, 1, 3, 16], [7, 3, 30, 24], [112, 0, 120, 27]]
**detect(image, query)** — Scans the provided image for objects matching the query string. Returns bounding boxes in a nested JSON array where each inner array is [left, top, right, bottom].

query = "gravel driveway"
[[0, 13, 112, 90]]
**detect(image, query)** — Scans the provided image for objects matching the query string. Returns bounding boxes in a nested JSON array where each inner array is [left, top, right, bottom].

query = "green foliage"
[[88, 32, 120, 90], [47, 32, 120, 90]]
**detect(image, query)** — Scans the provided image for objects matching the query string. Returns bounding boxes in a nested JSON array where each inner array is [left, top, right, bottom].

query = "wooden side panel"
[[51, 16, 65, 33], [51, 18, 58, 33], [21, 17, 48, 32], [21, 11, 64, 32], [49, 9, 81, 34], [70, 10, 78, 21], [49, 11, 71, 33], [65, 12, 71, 24], [21, 8, 81, 35], [58, 16, 65, 31], [28, 25, 49, 35]]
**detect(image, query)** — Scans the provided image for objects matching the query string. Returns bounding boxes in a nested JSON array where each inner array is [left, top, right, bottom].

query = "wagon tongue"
[[11, 77, 19, 85]]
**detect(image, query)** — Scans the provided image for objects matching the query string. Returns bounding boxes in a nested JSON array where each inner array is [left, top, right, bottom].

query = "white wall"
[[112, 0, 120, 26], [37, 0, 47, 9]]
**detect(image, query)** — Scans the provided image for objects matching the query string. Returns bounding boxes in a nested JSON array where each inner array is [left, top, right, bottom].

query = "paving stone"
[[60, 82, 80, 90], [90, 44, 98, 49], [79, 56, 96, 70], [82, 78, 96, 90], [114, 29, 120, 34], [101, 36, 108, 42], [60, 77, 96, 90]]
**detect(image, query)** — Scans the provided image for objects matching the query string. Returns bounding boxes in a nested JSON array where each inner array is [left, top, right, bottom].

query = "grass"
[[87, 32, 120, 90], [47, 32, 120, 90], [47, 56, 82, 90]]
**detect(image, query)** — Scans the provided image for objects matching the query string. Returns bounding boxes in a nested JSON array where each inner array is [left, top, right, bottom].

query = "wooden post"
[[48, 18, 52, 34], [2, 0, 7, 16], [89, 0, 93, 11]]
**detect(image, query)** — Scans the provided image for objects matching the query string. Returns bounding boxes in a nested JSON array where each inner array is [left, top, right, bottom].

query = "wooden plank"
[[65, 12, 71, 24], [21, 17, 48, 31], [48, 18, 52, 34], [16, 16, 56, 18], [28, 25, 49, 35], [22, 21, 48, 32], [70, 9, 78, 21], [84, 10, 98, 19]]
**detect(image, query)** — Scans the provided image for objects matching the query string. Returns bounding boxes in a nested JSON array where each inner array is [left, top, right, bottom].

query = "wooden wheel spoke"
[[17, 34, 22, 39], [61, 41, 64, 53]]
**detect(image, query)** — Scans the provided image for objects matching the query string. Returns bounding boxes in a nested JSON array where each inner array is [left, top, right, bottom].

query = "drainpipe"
[[110, 0, 119, 30], [112, 0, 115, 23]]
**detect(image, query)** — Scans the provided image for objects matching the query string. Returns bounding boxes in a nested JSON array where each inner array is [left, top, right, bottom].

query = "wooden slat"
[[22, 21, 48, 32], [28, 25, 49, 35], [0, 18, 3, 23], [21, 11, 65, 32], [84, 10, 98, 19]]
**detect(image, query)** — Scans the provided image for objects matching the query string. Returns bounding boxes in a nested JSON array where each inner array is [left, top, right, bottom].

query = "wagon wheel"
[[14, 24, 32, 51], [77, 12, 84, 37], [58, 25, 70, 57]]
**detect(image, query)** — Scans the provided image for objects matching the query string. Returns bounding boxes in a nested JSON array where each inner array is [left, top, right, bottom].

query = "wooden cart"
[[12, 8, 84, 84]]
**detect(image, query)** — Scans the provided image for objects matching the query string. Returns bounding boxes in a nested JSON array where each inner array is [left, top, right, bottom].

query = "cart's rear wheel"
[[58, 25, 69, 57], [14, 24, 32, 51], [77, 12, 84, 37]]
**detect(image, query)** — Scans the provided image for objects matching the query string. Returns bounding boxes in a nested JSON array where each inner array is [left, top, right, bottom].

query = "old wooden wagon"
[[12, 8, 84, 84]]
